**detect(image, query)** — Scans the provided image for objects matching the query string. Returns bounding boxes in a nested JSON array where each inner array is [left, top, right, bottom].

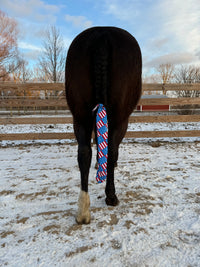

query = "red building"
[[137, 95, 170, 111]]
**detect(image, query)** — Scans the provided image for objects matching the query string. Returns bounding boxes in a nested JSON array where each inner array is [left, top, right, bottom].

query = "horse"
[[65, 26, 142, 224]]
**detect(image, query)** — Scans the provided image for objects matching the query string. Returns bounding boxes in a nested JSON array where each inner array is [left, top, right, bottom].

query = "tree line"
[[147, 63, 200, 85], [143, 64, 200, 97]]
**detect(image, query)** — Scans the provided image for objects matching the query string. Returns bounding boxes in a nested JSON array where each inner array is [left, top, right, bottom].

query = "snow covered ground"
[[0, 121, 200, 266], [0, 120, 200, 135]]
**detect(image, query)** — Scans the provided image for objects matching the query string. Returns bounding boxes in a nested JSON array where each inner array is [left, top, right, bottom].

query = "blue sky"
[[1, 0, 200, 76]]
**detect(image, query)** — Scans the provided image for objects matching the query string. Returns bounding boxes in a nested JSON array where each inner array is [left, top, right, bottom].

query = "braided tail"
[[92, 33, 110, 183]]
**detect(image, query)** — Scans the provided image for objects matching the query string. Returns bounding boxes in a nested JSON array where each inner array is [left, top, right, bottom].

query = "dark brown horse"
[[65, 26, 142, 224]]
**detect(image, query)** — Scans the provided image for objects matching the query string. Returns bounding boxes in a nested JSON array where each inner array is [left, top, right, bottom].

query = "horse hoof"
[[105, 195, 119, 206], [76, 212, 91, 224], [76, 190, 91, 224]]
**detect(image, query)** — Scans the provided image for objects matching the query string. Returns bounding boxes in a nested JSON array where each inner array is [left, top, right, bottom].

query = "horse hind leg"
[[106, 119, 128, 206], [76, 145, 91, 224], [76, 144, 91, 224], [106, 141, 119, 206], [74, 120, 93, 224]]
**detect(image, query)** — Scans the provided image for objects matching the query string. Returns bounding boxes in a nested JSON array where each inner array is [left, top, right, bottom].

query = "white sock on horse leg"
[[76, 190, 91, 224]]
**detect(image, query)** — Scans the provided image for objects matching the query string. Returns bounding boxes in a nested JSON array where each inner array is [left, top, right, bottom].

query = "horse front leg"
[[74, 120, 92, 224]]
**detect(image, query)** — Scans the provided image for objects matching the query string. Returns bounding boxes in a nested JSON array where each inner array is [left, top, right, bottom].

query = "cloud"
[[23, 50, 41, 61], [18, 41, 42, 51], [18, 41, 42, 61], [1, 0, 59, 22], [145, 52, 198, 68], [147, 38, 169, 51], [154, 0, 200, 53], [103, 0, 142, 21], [144, 0, 200, 72], [195, 50, 200, 60], [102, 0, 200, 67], [63, 37, 73, 49], [65, 14, 92, 29]]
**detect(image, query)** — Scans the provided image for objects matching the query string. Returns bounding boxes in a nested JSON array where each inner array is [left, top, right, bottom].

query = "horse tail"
[[92, 34, 111, 106], [92, 34, 111, 183]]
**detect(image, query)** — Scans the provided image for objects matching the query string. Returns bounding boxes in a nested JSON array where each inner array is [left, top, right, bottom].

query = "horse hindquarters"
[[65, 27, 142, 224]]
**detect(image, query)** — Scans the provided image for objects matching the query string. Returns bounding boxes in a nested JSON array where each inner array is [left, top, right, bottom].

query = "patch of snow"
[[0, 140, 200, 266], [0, 120, 199, 133]]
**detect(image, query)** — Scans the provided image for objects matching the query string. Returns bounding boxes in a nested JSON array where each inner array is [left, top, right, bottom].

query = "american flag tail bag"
[[93, 104, 108, 183]]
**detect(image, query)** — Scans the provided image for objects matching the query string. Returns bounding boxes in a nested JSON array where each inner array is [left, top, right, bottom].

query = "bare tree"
[[174, 65, 200, 97], [38, 26, 66, 83], [32, 67, 47, 82], [12, 59, 33, 82], [174, 65, 200, 84], [0, 10, 22, 80], [155, 63, 174, 94], [156, 63, 174, 83]]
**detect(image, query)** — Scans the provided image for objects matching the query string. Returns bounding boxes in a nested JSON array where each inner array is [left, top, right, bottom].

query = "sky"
[[1, 0, 200, 76]]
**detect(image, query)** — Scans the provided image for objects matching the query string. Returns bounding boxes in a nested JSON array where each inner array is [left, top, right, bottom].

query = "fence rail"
[[1, 130, 200, 141], [0, 83, 200, 141], [1, 83, 200, 108], [1, 82, 200, 91], [0, 114, 200, 125], [142, 83, 200, 91], [1, 97, 200, 108]]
